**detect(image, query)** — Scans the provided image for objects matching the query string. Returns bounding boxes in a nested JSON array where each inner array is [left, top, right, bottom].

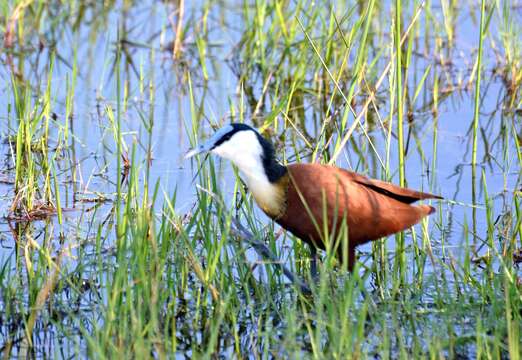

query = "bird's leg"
[[347, 246, 356, 272], [310, 246, 319, 280]]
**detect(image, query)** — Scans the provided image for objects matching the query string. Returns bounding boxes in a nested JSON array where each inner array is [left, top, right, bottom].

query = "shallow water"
[[0, 0, 520, 357]]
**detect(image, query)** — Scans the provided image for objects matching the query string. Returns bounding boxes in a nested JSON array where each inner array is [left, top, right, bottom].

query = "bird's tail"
[[419, 204, 436, 216]]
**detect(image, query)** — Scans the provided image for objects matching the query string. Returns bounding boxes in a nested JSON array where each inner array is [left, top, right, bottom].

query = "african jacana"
[[185, 123, 442, 273]]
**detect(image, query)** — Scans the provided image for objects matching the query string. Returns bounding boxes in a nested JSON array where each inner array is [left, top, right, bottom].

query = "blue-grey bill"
[[184, 148, 200, 160], [184, 145, 209, 160]]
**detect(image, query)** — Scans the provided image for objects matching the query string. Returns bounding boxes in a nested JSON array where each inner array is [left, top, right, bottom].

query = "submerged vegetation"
[[0, 0, 521, 358]]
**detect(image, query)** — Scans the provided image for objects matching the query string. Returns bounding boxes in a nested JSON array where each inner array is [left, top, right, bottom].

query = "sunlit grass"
[[0, 0, 520, 358]]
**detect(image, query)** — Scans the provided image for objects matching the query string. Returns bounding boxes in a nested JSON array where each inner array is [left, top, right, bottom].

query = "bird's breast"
[[247, 173, 289, 219]]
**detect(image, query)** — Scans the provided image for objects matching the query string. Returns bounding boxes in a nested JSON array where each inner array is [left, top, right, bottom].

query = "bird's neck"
[[233, 153, 288, 218]]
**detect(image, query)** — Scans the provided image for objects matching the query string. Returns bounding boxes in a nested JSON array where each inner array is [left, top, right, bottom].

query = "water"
[[0, 1, 520, 357]]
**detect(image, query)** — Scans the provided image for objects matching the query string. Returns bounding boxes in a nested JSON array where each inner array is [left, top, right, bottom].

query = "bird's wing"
[[283, 164, 439, 247], [338, 169, 442, 204]]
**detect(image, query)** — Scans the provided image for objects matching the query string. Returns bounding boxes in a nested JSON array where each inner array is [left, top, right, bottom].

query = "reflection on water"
[[0, 0, 520, 357]]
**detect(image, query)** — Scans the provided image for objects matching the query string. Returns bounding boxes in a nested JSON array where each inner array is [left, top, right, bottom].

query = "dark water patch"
[[0, 0, 520, 358]]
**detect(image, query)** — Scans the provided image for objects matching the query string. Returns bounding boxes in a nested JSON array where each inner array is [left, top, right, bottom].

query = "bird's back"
[[275, 163, 439, 254]]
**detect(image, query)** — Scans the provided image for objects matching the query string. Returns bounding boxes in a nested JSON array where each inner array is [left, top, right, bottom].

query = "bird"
[[185, 123, 442, 274]]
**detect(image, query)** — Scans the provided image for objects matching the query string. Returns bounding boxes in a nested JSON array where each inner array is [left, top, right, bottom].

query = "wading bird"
[[185, 123, 441, 274]]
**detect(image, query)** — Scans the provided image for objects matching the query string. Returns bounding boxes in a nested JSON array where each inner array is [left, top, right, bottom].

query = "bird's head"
[[185, 123, 286, 183], [185, 123, 263, 162]]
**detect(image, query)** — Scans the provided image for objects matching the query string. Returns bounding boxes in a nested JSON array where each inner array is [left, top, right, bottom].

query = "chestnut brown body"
[[273, 164, 440, 270]]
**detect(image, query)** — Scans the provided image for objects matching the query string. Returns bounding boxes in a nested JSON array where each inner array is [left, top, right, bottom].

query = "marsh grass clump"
[[0, 0, 520, 358]]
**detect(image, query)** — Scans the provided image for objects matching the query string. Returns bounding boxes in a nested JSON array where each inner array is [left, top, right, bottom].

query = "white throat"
[[212, 130, 270, 189], [211, 130, 283, 216]]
